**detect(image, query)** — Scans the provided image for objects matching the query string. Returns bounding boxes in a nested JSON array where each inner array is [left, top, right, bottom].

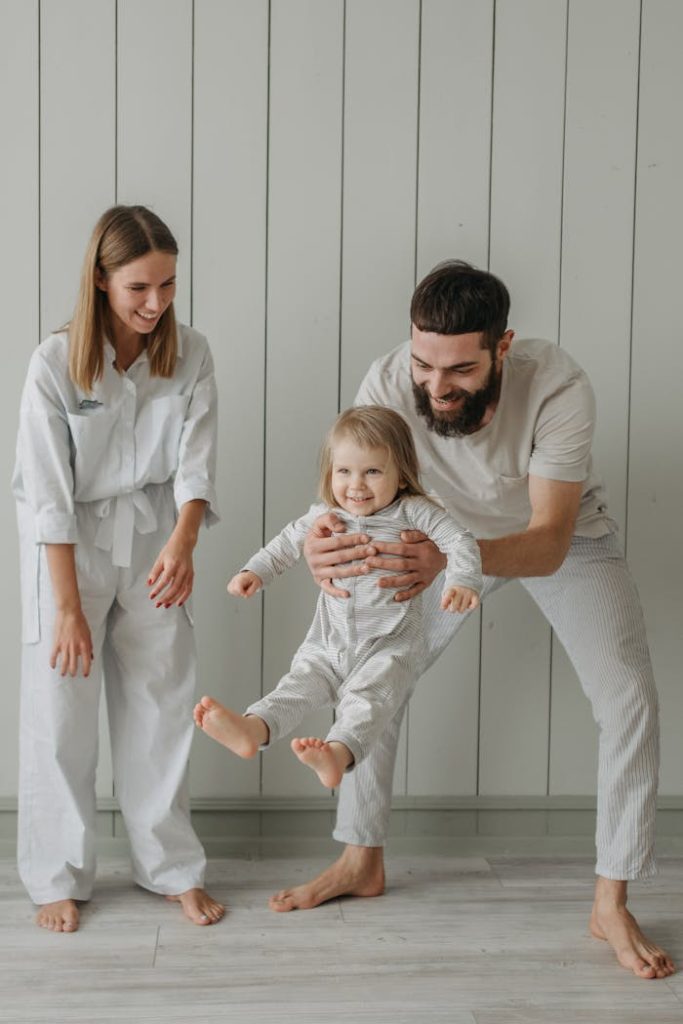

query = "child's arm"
[[229, 503, 328, 590], [227, 570, 263, 598], [404, 497, 483, 607], [440, 585, 480, 614]]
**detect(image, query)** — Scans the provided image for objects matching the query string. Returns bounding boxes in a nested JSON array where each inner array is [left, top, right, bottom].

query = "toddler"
[[194, 406, 482, 789]]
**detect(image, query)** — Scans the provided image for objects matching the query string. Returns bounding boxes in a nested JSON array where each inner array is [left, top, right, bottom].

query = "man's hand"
[[364, 530, 447, 602], [304, 511, 376, 599]]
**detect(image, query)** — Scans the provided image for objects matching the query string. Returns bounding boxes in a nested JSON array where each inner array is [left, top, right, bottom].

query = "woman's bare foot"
[[193, 696, 268, 758], [269, 844, 385, 912], [166, 888, 225, 925], [291, 737, 352, 789], [590, 876, 675, 979], [36, 899, 80, 932]]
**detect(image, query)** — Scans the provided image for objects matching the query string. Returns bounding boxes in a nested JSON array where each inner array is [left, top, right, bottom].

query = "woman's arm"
[[45, 543, 93, 676], [148, 499, 206, 608]]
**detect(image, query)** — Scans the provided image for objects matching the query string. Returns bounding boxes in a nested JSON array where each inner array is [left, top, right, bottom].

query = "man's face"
[[410, 326, 511, 437]]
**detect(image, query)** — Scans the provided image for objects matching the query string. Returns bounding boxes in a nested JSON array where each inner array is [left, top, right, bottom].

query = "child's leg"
[[194, 697, 269, 758], [326, 653, 416, 768], [291, 737, 353, 789], [242, 649, 340, 747]]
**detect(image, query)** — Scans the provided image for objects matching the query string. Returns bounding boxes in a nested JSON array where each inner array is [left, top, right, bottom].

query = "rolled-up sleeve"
[[173, 340, 220, 526], [15, 350, 77, 544]]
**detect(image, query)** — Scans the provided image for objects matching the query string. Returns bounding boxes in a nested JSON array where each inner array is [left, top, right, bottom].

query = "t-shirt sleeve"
[[528, 371, 596, 482]]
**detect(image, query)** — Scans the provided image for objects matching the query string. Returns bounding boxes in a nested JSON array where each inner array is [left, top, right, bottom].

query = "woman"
[[13, 205, 224, 931]]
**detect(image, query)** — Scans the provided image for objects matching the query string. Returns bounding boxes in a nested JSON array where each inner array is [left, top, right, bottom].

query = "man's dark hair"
[[410, 260, 510, 355]]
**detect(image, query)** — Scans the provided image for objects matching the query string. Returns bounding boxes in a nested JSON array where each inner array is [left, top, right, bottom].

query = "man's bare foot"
[[590, 876, 675, 979], [291, 737, 352, 789], [193, 696, 268, 758], [36, 899, 80, 932], [166, 888, 225, 925], [269, 844, 385, 912]]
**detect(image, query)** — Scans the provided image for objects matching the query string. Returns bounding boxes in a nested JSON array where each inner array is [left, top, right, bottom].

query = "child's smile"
[[331, 439, 403, 517]]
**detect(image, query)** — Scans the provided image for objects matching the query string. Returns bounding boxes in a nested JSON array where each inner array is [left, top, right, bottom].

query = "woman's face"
[[97, 250, 177, 339]]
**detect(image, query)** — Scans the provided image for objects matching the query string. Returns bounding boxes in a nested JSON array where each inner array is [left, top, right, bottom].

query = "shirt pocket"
[[66, 407, 121, 498], [494, 472, 532, 523], [136, 394, 190, 482]]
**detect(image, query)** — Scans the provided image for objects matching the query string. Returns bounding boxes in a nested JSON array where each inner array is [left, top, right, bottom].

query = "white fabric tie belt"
[[93, 490, 158, 568]]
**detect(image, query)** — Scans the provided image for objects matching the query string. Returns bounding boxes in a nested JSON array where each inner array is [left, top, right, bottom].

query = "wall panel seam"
[[625, 0, 644, 557]]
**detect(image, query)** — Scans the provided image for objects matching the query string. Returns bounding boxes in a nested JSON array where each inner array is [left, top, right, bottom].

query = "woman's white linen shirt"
[[13, 324, 219, 563]]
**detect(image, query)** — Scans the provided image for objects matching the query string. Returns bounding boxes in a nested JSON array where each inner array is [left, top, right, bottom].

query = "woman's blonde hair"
[[319, 406, 429, 507], [67, 205, 179, 392]]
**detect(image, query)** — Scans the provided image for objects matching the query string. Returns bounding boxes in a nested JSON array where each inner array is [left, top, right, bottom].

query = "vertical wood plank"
[[628, 0, 683, 795], [40, 0, 116, 799], [416, 0, 493, 276], [0, 0, 39, 797], [117, 0, 192, 320], [40, 0, 115, 336], [191, 0, 268, 797], [549, 0, 640, 796], [340, 0, 420, 407], [480, 0, 567, 796], [407, 0, 493, 797], [340, 0, 420, 796], [261, 0, 344, 797]]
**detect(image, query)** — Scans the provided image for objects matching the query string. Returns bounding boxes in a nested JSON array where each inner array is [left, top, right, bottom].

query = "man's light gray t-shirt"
[[355, 338, 615, 540]]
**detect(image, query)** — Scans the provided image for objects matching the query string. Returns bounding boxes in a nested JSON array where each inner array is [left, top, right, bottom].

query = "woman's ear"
[[94, 267, 107, 291]]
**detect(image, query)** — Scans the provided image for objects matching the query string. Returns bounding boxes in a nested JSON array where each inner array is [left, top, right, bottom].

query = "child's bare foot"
[[166, 888, 225, 926], [193, 696, 267, 757], [36, 899, 80, 932], [291, 737, 352, 789]]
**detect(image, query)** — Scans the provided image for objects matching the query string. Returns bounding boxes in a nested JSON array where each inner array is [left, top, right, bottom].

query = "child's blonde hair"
[[319, 406, 428, 507], [67, 205, 179, 392]]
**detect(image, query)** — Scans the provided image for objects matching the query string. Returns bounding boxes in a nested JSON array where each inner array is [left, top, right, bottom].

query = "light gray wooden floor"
[[2, 855, 683, 1023]]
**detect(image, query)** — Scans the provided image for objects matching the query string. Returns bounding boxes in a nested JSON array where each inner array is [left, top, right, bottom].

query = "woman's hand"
[[364, 530, 447, 602], [148, 534, 195, 608], [148, 500, 206, 608], [228, 570, 262, 598], [50, 608, 93, 677], [303, 512, 376, 599]]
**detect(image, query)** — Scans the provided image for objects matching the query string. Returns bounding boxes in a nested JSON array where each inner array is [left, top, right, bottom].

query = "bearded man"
[[269, 261, 673, 981]]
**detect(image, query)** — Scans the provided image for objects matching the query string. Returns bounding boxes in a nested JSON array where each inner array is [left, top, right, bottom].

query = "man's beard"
[[411, 361, 502, 437]]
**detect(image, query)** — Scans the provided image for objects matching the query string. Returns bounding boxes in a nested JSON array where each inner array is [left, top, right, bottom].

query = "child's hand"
[[441, 586, 480, 614], [227, 570, 263, 598]]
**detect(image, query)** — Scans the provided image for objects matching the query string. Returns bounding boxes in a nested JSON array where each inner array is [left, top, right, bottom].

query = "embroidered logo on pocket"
[[78, 399, 103, 410]]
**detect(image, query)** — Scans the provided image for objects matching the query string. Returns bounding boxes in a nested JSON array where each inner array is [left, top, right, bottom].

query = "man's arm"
[[366, 475, 583, 600], [478, 475, 583, 578]]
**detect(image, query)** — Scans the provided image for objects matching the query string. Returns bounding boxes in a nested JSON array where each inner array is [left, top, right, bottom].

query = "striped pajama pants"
[[334, 532, 660, 880]]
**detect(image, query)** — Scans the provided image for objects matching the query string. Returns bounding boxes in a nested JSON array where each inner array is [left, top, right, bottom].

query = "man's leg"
[[270, 574, 505, 912], [523, 533, 674, 978]]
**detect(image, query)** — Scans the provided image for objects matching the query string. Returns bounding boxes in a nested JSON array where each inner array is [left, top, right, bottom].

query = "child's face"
[[330, 438, 403, 516]]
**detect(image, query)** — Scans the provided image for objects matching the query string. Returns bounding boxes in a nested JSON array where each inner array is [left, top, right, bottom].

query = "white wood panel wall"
[[1, 0, 681, 806]]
